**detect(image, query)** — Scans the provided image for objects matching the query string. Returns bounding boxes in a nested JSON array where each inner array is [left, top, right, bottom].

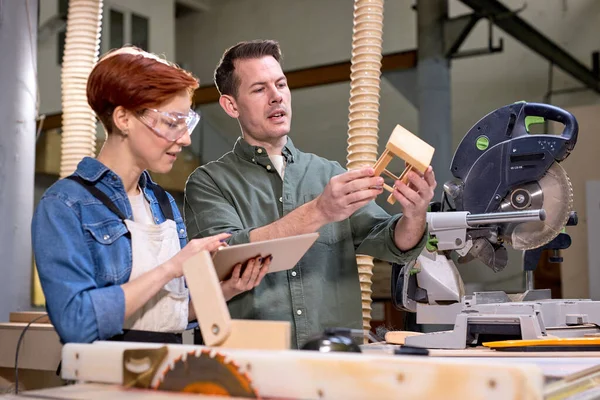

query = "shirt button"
[[155, 217, 159, 222], [103, 234, 110, 240], [257, 149, 263, 154], [111, 175, 117, 181], [279, 197, 283, 203], [297, 309, 302, 315], [179, 228, 185, 234], [252, 158, 255, 162], [266, 165, 272, 171], [291, 271, 297, 277]]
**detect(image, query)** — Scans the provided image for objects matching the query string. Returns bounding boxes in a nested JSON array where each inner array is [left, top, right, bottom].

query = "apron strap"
[[65, 175, 128, 220], [65, 176, 176, 222], [150, 182, 175, 221]]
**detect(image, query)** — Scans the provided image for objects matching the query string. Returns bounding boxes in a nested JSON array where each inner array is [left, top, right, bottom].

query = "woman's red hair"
[[87, 47, 199, 134]]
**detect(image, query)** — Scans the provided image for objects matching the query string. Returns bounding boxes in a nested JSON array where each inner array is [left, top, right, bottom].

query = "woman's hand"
[[221, 255, 271, 301], [163, 233, 231, 280]]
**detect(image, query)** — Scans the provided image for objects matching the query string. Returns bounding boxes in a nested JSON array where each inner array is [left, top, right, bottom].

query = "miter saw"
[[393, 101, 600, 349]]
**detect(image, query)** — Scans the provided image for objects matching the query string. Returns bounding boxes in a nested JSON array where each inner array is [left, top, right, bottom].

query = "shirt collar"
[[73, 156, 154, 189], [233, 136, 297, 171]]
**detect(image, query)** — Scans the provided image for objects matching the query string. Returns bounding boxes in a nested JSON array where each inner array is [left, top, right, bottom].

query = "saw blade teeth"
[[155, 348, 259, 397], [153, 354, 181, 390], [499, 162, 573, 250]]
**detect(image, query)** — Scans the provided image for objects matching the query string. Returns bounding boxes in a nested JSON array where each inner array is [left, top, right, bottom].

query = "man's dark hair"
[[214, 40, 282, 98]]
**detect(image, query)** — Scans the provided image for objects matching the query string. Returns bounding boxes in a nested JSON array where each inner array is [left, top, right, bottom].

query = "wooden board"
[[2, 383, 248, 399], [59, 341, 544, 400], [363, 343, 600, 380], [0, 323, 61, 371], [183, 251, 291, 350], [9, 311, 50, 324]]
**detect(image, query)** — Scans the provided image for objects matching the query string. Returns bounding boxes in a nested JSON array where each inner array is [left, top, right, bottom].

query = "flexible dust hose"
[[346, 0, 385, 341], [59, 0, 103, 178]]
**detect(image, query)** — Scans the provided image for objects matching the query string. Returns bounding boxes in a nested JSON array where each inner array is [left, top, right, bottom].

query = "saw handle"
[[523, 102, 578, 144]]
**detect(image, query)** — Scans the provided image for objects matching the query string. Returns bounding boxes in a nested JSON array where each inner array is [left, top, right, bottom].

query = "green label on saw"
[[476, 135, 489, 150]]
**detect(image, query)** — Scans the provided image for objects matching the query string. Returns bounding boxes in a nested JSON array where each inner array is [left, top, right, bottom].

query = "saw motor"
[[441, 101, 577, 267]]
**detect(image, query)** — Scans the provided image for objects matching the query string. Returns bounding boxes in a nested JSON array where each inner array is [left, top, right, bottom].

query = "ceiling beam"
[[459, 0, 600, 93], [175, 0, 210, 13], [193, 49, 417, 105], [38, 49, 416, 132]]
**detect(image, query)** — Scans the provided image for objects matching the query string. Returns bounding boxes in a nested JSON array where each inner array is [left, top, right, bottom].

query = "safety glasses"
[[136, 108, 200, 141]]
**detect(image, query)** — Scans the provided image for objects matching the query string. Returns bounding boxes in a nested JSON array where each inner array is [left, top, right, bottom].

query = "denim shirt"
[[31, 157, 187, 344]]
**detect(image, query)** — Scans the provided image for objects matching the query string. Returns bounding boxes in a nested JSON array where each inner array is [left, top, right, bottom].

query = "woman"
[[31, 46, 269, 344]]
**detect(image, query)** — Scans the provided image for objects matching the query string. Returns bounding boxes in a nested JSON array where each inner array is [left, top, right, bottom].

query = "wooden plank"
[[193, 49, 416, 105], [5, 383, 246, 399], [9, 312, 50, 324], [0, 323, 61, 371], [38, 50, 417, 132], [60, 341, 544, 399]]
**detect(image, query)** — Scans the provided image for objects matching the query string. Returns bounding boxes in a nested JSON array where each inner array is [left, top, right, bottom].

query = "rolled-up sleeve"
[[32, 197, 125, 343], [184, 168, 254, 245]]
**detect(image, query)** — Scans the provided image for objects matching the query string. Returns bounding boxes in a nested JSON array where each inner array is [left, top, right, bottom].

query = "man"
[[184, 40, 436, 348]]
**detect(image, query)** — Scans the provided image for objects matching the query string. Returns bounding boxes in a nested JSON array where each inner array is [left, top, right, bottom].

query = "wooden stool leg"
[[373, 149, 393, 176], [388, 164, 415, 205], [387, 192, 397, 205], [398, 164, 414, 184]]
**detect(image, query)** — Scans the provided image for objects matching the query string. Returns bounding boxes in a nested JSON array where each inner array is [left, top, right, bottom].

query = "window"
[[57, 4, 150, 65], [57, 0, 68, 64], [109, 9, 125, 49], [131, 13, 149, 51], [106, 8, 149, 52]]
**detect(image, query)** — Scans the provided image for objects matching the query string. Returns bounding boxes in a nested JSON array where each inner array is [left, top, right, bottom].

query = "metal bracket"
[[444, 13, 503, 59]]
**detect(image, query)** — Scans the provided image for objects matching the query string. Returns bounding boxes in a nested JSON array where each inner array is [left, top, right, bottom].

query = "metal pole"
[[417, 0, 452, 197], [525, 271, 534, 291], [0, 0, 38, 321]]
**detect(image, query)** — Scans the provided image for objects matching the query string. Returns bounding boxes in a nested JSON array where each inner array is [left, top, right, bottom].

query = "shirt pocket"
[[303, 193, 352, 245], [82, 219, 131, 283]]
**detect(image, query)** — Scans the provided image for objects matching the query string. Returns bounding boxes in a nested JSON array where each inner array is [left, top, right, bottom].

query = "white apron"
[[122, 218, 189, 332]]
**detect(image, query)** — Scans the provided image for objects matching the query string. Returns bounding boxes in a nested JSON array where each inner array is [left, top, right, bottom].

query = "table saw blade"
[[155, 349, 258, 397], [501, 162, 573, 251]]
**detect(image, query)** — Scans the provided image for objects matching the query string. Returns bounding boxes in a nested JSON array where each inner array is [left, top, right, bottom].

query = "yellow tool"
[[484, 337, 600, 351]]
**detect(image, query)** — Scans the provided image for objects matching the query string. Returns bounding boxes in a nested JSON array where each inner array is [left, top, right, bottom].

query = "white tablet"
[[211, 232, 319, 281]]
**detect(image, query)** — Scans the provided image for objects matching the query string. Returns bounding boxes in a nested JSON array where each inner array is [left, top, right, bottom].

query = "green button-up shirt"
[[184, 137, 426, 348]]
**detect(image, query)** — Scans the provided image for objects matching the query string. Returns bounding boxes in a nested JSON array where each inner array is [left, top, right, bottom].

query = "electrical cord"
[[14, 313, 49, 394]]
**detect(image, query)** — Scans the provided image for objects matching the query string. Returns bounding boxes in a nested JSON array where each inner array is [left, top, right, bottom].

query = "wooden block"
[[9, 311, 50, 324], [224, 320, 290, 350], [373, 125, 435, 206], [183, 251, 232, 347], [0, 323, 61, 370], [183, 250, 291, 350], [385, 330, 424, 345], [385, 125, 435, 173]]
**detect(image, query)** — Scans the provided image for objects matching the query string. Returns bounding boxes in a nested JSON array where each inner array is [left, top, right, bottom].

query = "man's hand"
[[220, 256, 271, 301], [392, 166, 436, 219], [392, 166, 437, 251], [314, 167, 383, 224]]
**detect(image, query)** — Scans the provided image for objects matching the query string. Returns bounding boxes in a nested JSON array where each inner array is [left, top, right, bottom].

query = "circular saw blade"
[[155, 350, 258, 398], [501, 162, 572, 251]]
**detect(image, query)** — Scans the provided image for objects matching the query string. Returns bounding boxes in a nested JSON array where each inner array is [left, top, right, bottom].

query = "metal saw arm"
[[427, 209, 546, 251]]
